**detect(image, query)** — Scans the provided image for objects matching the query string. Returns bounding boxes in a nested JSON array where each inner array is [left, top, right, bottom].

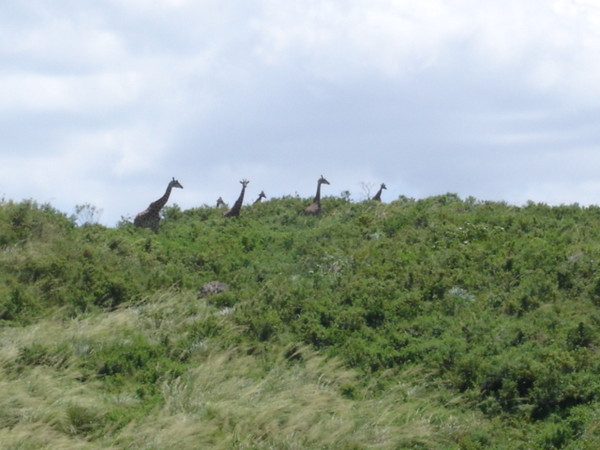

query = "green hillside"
[[1, 195, 599, 449]]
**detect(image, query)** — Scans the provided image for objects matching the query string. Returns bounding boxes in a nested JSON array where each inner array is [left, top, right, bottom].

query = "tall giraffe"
[[253, 190, 267, 205], [223, 179, 249, 217], [134, 177, 183, 232], [303, 175, 330, 215], [372, 183, 387, 202]]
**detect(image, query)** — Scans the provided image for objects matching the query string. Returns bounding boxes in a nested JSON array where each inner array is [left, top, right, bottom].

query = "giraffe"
[[223, 179, 249, 217], [253, 190, 267, 205], [303, 175, 330, 215], [372, 183, 387, 202], [216, 197, 226, 208], [134, 177, 183, 232]]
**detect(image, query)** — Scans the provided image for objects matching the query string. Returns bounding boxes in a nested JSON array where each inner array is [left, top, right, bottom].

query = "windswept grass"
[[120, 349, 446, 449], [1, 290, 484, 449]]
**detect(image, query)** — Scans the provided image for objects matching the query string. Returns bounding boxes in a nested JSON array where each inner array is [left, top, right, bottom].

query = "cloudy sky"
[[2, 0, 600, 225]]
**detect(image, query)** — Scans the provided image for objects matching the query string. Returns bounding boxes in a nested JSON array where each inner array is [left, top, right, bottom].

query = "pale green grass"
[[115, 347, 472, 449], [1, 291, 485, 449], [0, 365, 108, 449]]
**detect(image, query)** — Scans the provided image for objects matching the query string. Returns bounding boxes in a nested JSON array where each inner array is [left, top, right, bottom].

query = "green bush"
[[3, 195, 600, 447]]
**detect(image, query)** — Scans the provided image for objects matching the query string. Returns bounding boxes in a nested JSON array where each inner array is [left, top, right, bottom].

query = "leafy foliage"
[[1, 195, 600, 447]]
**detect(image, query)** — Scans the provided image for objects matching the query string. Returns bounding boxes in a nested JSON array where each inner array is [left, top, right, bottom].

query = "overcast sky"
[[2, 0, 600, 225]]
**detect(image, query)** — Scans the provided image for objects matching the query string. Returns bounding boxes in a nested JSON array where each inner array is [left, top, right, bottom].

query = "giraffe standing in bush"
[[134, 177, 183, 232], [224, 179, 249, 217], [372, 183, 387, 202], [253, 191, 267, 204], [303, 175, 330, 215]]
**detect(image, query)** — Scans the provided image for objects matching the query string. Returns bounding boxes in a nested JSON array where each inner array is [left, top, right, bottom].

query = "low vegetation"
[[1, 194, 599, 448]]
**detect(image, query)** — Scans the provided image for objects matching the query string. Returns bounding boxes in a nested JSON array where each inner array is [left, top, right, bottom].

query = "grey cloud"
[[3, 2, 600, 225]]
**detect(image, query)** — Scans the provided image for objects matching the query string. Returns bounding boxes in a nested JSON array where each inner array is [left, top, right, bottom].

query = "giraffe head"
[[254, 191, 267, 204], [318, 175, 330, 185], [380, 183, 387, 190], [240, 179, 250, 187], [170, 177, 184, 189]]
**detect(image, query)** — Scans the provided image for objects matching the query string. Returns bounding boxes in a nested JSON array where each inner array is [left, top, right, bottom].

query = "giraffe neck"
[[149, 184, 173, 212], [314, 181, 323, 205], [232, 185, 247, 211], [373, 186, 383, 200]]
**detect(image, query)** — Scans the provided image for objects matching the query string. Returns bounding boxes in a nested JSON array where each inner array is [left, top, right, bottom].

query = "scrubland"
[[1, 194, 599, 448]]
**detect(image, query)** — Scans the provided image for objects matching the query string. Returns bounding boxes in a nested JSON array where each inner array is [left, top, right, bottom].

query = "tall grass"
[[1, 290, 484, 449], [121, 348, 453, 449]]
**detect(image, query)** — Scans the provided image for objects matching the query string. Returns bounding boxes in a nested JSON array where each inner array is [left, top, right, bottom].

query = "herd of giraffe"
[[133, 176, 387, 232]]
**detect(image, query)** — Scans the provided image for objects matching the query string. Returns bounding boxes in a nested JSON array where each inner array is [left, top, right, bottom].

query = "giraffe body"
[[303, 175, 330, 215], [224, 179, 249, 217], [134, 178, 183, 232], [372, 183, 387, 202]]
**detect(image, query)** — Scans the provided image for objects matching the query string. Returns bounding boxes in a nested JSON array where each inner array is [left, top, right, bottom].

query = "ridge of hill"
[[1, 194, 599, 448]]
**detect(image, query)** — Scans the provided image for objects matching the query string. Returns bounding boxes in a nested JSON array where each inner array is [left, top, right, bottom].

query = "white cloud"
[[251, 0, 468, 79], [63, 128, 167, 176], [0, 6, 126, 71], [462, 0, 600, 100], [0, 71, 142, 113]]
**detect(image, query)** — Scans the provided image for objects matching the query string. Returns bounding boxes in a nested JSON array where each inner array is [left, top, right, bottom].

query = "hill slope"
[[1, 195, 599, 448]]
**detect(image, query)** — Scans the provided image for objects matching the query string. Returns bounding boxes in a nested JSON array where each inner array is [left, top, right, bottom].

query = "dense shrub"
[[2, 195, 600, 447]]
